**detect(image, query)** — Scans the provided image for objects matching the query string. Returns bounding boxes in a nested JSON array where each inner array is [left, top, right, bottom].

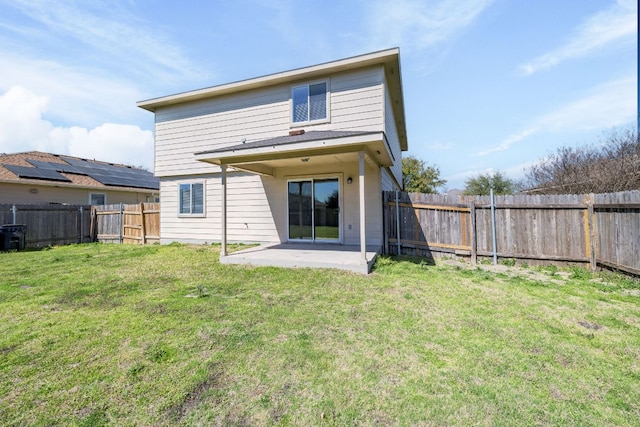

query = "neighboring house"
[[137, 48, 407, 270], [0, 151, 159, 205]]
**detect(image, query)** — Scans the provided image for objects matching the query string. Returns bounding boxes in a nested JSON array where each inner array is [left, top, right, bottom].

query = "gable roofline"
[[137, 48, 408, 150]]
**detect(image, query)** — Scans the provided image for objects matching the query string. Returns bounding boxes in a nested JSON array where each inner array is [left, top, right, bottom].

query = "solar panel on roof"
[[21, 156, 159, 190], [4, 164, 71, 182], [25, 159, 88, 175], [59, 157, 87, 167], [3, 156, 158, 189], [26, 160, 57, 170], [88, 171, 158, 189]]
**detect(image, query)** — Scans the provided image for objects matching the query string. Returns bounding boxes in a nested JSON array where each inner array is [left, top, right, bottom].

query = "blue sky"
[[0, 0, 636, 190]]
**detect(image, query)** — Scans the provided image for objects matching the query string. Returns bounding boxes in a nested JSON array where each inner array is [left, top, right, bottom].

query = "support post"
[[359, 151, 366, 263], [221, 164, 228, 257]]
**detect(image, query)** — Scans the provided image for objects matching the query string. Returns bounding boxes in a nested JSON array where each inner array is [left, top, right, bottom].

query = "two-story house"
[[137, 48, 407, 273]]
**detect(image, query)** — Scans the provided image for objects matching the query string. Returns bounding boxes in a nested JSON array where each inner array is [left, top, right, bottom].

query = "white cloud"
[[520, 0, 637, 75], [5, 0, 205, 84], [476, 74, 636, 157], [0, 86, 53, 151], [365, 0, 494, 52], [0, 86, 154, 170], [475, 128, 539, 157], [427, 141, 455, 150], [0, 53, 147, 127], [537, 75, 637, 131]]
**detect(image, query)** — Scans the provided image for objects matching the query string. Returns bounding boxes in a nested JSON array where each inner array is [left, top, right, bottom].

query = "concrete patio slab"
[[220, 243, 380, 274]]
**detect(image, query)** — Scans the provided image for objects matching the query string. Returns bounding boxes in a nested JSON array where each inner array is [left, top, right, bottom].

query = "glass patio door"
[[288, 178, 339, 241]]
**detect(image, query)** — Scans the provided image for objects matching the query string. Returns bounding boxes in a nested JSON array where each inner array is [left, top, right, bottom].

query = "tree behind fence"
[[383, 190, 640, 276]]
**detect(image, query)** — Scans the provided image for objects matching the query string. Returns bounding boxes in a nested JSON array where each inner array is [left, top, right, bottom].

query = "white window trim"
[[178, 181, 206, 218], [89, 192, 106, 205], [290, 79, 330, 127]]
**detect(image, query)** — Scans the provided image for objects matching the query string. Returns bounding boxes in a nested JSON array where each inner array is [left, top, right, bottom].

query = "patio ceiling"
[[194, 130, 393, 176]]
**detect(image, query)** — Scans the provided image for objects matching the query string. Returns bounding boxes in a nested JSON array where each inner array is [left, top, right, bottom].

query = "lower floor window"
[[179, 183, 204, 215]]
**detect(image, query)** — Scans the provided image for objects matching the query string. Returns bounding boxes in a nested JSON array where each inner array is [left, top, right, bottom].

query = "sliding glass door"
[[288, 178, 340, 242]]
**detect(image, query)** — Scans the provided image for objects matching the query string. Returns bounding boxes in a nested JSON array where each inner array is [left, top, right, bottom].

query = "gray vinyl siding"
[[383, 84, 403, 185], [159, 173, 281, 244], [380, 168, 398, 191], [154, 66, 386, 178]]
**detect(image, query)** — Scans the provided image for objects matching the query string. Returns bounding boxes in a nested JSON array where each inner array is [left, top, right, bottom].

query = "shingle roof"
[[197, 130, 377, 155], [0, 151, 159, 190]]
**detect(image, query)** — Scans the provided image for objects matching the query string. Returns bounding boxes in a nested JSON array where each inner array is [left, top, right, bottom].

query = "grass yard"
[[0, 244, 639, 426]]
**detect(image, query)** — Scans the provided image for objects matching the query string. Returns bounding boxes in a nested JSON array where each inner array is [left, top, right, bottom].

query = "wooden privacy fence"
[[0, 204, 92, 247], [93, 203, 160, 244], [383, 190, 640, 276], [0, 203, 159, 248]]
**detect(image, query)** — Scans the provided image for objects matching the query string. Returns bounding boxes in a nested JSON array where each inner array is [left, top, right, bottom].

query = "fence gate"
[[93, 203, 160, 244]]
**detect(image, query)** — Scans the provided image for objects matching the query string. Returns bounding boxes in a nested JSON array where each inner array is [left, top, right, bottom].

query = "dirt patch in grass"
[[166, 363, 225, 422]]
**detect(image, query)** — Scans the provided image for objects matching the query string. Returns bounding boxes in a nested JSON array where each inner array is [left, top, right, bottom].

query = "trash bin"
[[0, 224, 27, 251]]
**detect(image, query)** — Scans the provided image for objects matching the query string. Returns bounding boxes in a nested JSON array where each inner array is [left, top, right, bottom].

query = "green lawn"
[[288, 225, 339, 240], [1, 244, 639, 426]]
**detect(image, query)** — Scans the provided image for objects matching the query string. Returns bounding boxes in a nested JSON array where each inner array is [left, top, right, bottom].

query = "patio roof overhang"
[[194, 130, 393, 176]]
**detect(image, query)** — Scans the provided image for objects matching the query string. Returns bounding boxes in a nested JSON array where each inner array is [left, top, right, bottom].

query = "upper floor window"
[[179, 182, 204, 216], [292, 82, 327, 124]]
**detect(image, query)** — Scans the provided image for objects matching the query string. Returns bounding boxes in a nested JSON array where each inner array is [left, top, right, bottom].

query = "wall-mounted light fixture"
[[347, 177, 353, 184], [301, 158, 310, 163], [29, 188, 38, 194]]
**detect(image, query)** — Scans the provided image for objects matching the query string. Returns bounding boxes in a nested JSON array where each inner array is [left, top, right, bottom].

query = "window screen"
[[292, 82, 327, 123], [179, 183, 204, 215], [90, 193, 106, 205]]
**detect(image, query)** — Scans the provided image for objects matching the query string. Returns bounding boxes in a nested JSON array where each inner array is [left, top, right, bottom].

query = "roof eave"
[[0, 178, 159, 193], [137, 48, 400, 111]]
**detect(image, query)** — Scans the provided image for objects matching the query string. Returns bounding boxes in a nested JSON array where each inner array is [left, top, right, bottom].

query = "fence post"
[[11, 204, 17, 224], [90, 207, 96, 242], [470, 201, 477, 265], [78, 206, 83, 244], [395, 190, 401, 256], [140, 203, 146, 245], [119, 203, 124, 244], [490, 188, 497, 265], [587, 193, 596, 271], [383, 192, 389, 255]]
